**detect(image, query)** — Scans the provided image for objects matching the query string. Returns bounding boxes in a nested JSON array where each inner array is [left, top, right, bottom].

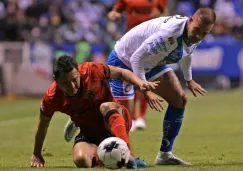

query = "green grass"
[[0, 90, 243, 171]]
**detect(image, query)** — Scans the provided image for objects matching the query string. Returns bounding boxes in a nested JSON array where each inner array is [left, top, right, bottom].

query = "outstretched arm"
[[108, 65, 164, 112], [108, 65, 159, 91], [31, 113, 52, 167]]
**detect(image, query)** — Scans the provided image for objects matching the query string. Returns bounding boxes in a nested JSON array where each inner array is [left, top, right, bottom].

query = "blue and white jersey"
[[114, 15, 200, 81]]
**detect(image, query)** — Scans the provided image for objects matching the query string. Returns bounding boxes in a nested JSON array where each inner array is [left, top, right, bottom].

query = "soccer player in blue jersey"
[[106, 8, 216, 165]]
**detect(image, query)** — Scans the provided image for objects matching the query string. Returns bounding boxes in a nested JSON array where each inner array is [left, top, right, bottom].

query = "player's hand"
[[144, 91, 164, 112], [186, 80, 207, 97], [107, 10, 121, 22], [139, 81, 160, 91], [30, 154, 45, 167]]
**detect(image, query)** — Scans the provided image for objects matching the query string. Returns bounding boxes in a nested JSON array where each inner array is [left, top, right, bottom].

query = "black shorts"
[[74, 130, 113, 146]]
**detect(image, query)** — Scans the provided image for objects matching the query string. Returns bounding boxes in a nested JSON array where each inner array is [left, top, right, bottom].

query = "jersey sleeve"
[[90, 62, 110, 80], [179, 54, 192, 81], [113, 0, 126, 12], [40, 92, 57, 117], [130, 30, 173, 81]]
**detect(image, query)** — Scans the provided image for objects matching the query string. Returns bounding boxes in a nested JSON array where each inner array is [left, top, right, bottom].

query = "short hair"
[[195, 8, 216, 25], [53, 55, 78, 79]]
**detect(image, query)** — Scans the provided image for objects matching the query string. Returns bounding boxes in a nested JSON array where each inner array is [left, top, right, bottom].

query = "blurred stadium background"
[[0, 0, 243, 170], [0, 0, 242, 97]]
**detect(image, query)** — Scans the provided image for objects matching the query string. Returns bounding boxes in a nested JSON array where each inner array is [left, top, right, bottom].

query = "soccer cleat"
[[130, 120, 137, 132], [64, 119, 78, 142], [135, 117, 146, 130], [134, 158, 149, 168], [126, 156, 137, 169], [126, 156, 149, 169], [155, 151, 192, 165]]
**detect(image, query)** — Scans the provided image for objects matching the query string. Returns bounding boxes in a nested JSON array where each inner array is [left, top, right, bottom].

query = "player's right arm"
[[107, 0, 125, 21], [31, 93, 56, 167]]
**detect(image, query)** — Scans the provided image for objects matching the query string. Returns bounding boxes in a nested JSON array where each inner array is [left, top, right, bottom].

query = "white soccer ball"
[[97, 137, 130, 169]]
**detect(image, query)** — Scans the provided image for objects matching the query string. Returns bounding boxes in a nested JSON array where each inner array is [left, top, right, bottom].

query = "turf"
[[0, 90, 243, 171]]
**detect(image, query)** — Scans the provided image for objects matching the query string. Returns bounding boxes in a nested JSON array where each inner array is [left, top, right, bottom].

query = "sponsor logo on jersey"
[[168, 37, 175, 45], [146, 36, 167, 55]]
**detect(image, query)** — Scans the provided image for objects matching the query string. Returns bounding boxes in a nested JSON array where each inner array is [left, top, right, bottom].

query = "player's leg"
[[99, 102, 148, 168], [145, 66, 190, 165], [151, 70, 191, 165], [107, 50, 137, 131], [100, 102, 132, 150], [72, 133, 99, 168], [134, 90, 147, 130], [116, 99, 137, 132]]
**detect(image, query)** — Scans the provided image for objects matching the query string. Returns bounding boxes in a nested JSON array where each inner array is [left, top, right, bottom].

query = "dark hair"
[[196, 8, 216, 25], [53, 55, 78, 79]]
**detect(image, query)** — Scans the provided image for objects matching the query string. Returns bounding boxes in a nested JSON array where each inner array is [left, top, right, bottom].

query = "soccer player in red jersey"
[[30, 55, 160, 168], [107, 0, 167, 131], [108, 0, 167, 32], [63, 1, 167, 141]]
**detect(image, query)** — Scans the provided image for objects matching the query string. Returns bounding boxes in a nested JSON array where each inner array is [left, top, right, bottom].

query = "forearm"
[[179, 55, 192, 81], [120, 69, 144, 88], [33, 115, 50, 155]]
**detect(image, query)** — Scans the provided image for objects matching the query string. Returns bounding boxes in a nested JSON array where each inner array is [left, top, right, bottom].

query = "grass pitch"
[[0, 90, 243, 171]]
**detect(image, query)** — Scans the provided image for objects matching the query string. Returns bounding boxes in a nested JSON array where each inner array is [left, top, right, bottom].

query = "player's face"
[[187, 15, 214, 44], [56, 68, 81, 96]]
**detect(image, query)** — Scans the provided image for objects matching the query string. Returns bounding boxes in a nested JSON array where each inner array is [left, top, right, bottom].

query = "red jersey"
[[114, 0, 166, 31], [41, 62, 117, 138]]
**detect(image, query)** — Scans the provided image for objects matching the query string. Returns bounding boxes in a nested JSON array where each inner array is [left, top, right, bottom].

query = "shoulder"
[[161, 15, 188, 37], [43, 82, 62, 102], [79, 62, 110, 79]]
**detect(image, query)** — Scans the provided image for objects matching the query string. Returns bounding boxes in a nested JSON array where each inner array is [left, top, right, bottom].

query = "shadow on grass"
[[147, 162, 243, 168]]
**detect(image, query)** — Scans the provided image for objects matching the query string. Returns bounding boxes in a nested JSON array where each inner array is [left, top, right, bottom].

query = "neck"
[[183, 22, 192, 46]]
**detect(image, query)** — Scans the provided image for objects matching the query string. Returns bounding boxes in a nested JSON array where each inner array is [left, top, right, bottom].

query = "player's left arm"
[[109, 65, 164, 111], [179, 55, 207, 97]]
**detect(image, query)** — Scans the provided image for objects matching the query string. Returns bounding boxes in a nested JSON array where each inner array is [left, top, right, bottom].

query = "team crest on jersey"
[[87, 90, 95, 98], [164, 37, 178, 52], [168, 37, 175, 45]]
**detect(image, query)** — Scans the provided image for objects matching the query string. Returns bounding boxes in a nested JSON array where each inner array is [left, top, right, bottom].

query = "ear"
[[189, 16, 193, 22]]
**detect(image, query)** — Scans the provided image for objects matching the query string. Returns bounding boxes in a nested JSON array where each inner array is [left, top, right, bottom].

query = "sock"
[[108, 113, 134, 156], [139, 95, 147, 119], [133, 101, 137, 120], [160, 105, 184, 152]]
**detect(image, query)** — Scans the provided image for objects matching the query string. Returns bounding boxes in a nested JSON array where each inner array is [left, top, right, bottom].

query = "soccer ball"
[[97, 137, 130, 169]]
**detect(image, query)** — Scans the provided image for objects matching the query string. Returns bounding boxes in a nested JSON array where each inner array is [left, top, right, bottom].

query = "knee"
[[172, 92, 188, 108], [100, 102, 121, 117], [179, 92, 188, 108], [73, 153, 92, 168]]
